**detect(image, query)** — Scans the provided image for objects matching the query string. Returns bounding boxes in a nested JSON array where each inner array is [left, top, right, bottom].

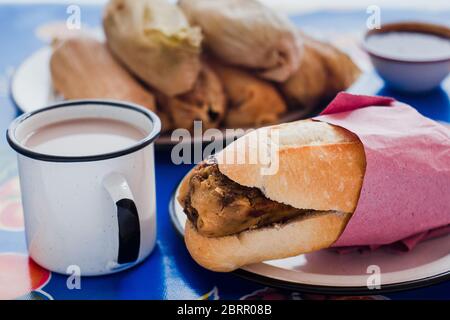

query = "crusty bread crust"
[[180, 119, 366, 272], [185, 211, 351, 272], [217, 119, 366, 213]]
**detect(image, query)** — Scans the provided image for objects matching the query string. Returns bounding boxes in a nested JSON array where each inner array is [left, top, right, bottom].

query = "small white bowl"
[[363, 22, 450, 93]]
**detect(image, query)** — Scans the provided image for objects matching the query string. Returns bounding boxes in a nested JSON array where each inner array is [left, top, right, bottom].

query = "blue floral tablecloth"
[[0, 4, 449, 300]]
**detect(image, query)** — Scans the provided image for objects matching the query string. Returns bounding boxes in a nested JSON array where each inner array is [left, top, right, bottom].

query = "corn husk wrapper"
[[179, 0, 302, 82], [157, 62, 226, 132], [103, 0, 203, 96], [282, 35, 361, 112], [209, 60, 287, 128], [50, 37, 156, 111]]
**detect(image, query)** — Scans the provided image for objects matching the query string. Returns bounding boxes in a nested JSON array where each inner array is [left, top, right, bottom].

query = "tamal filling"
[[182, 161, 316, 237]]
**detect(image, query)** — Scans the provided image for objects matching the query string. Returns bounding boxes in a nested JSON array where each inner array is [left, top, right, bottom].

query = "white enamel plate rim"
[[170, 176, 450, 293]]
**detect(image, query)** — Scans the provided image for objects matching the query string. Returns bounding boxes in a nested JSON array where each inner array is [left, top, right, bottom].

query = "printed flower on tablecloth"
[[0, 177, 24, 232], [0, 253, 52, 300]]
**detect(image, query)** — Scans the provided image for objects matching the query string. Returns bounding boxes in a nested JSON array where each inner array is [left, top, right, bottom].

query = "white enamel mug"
[[7, 100, 161, 276]]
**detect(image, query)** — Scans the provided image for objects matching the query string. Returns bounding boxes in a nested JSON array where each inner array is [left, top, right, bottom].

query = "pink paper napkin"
[[315, 92, 450, 249]]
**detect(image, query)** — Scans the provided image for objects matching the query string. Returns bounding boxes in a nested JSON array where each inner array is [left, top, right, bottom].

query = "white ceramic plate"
[[11, 47, 58, 112], [11, 47, 320, 146], [170, 175, 450, 294]]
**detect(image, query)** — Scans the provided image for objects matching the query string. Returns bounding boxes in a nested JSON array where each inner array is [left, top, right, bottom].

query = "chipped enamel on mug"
[[7, 100, 161, 276]]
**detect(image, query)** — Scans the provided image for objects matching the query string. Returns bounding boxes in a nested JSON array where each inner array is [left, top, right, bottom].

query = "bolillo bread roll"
[[184, 212, 350, 272], [179, 120, 366, 272]]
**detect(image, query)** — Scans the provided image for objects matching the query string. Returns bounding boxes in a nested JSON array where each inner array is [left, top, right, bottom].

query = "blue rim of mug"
[[6, 99, 161, 163]]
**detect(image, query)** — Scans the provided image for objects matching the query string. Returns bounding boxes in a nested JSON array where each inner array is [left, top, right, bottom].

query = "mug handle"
[[103, 172, 141, 267]]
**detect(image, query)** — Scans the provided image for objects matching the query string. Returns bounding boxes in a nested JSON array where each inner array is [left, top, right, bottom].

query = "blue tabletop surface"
[[0, 4, 448, 300]]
